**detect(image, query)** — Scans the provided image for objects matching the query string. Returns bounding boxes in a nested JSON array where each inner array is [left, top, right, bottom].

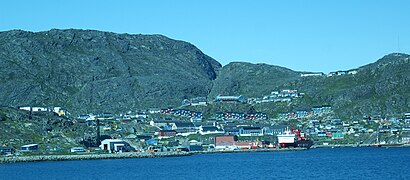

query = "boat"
[[296, 139, 314, 149], [295, 130, 313, 149], [277, 129, 296, 148], [277, 127, 313, 149]]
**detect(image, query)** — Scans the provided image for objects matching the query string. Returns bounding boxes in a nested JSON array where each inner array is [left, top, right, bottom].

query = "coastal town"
[[1, 88, 410, 159]]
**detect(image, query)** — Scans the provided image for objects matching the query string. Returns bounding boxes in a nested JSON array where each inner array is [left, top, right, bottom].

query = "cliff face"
[[0, 29, 221, 114]]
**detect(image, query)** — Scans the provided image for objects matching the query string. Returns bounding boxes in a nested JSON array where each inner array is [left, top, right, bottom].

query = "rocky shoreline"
[[7, 146, 410, 163], [0, 148, 310, 163], [0, 151, 192, 163]]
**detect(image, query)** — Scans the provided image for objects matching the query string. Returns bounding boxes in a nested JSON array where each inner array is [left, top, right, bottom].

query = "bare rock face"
[[0, 29, 221, 114]]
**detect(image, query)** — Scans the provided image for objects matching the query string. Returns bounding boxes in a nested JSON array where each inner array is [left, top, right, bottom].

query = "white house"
[[199, 126, 224, 135], [100, 139, 127, 153], [18, 106, 66, 116], [300, 73, 324, 77], [238, 127, 263, 137], [215, 95, 246, 103], [402, 136, 410, 144], [191, 97, 207, 106], [150, 120, 175, 128], [19, 106, 48, 112]]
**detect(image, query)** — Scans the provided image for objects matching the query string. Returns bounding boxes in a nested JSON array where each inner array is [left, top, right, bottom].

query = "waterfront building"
[[100, 139, 130, 153], [215, 135, 235, 149], [21, 144, 39, 151], [0, 147, 15, 155], [402, 136, 410, 144]]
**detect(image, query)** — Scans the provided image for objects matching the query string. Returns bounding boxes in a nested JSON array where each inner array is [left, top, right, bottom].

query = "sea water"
[[1, 147, 410, 180]]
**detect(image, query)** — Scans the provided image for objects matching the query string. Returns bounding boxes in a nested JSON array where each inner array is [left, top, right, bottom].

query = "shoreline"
[[194, 147, 307, 155], [311, 143, 410, 149], [0, 151, 191, 163], [0, 148, 306, 164], [3, 145, 409, 163]]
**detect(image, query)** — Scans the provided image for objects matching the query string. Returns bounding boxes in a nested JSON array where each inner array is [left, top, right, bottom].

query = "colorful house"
[[158, 130, 177, 138], [332, 133, 345, 140]]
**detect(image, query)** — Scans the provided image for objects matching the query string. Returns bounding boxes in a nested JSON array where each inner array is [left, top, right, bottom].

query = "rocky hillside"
[[209, 62, 301, 98], [0, 29, 221, 114], [0, 107, 93, 150], [291, 53, 410, 118], [0, 29, 408, 118], [213, 53, 410, 119]]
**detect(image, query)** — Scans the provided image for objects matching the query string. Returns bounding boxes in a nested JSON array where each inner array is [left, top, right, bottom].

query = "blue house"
[[0, 147, 15, 155], [146, 139, 159, 146]]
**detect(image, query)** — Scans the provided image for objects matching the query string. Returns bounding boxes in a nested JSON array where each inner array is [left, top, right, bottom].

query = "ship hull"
[[296, 140, 313, 149], [279, 143, 296, 148]]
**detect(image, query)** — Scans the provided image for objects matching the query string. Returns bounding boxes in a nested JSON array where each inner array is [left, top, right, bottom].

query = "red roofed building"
[[215, 135, 235, 149]]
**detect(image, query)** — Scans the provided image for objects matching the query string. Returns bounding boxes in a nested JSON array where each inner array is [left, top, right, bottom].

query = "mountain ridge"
[[0, 29, 409, 118], [0, 29, 221, 114]]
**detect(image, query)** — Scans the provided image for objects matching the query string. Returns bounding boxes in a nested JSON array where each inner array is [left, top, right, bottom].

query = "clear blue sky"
[[1, 0, 409, 73]]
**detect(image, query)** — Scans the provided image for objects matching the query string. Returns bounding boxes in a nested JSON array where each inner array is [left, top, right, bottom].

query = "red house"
[[158, 130, 177, 138]]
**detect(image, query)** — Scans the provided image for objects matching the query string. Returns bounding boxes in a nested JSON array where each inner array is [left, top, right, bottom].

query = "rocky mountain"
[[209, 62, 301, 98], [292, 53, 410, 119], [0, 29, 408, 119], [0, 29, 221, 114], [213, 53, 410, 119]]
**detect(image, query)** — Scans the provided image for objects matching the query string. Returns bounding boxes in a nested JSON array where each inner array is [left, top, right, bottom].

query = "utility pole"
[[96, 118, 101, 146]]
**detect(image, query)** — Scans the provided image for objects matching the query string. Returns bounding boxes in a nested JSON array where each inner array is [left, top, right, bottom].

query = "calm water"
[[1, 147, 410, 180]]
